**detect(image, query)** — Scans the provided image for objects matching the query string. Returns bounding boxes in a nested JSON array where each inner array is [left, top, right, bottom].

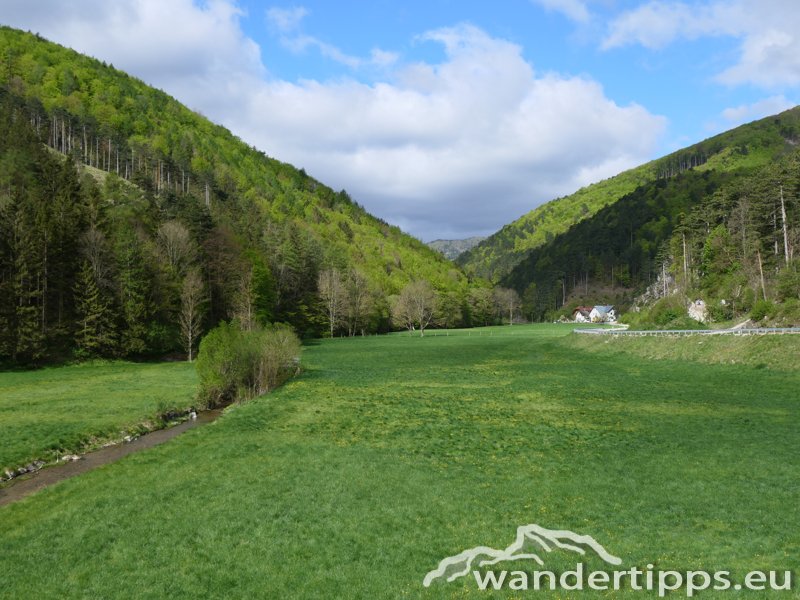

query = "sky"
[[2, 1, 800, 242]]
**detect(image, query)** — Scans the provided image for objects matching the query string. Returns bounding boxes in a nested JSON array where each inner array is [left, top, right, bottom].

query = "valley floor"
[[0, 361, 197, 475], [0, 325, 797, 598]]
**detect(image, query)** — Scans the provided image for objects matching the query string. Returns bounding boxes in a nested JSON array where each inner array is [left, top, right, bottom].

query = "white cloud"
[[266, 6, 308, 32], [0, 0, 265, 119], [603, 0, 800, 90], [717, 27, 800, 87], [231, 25, 665, 239], [721, 95, 795, 123], [279, 35, 398, 70], [531, 0, 591, 23], [266, 5, 397, 70], [602, 1, 735, 50], [0, 3, 665, 241]]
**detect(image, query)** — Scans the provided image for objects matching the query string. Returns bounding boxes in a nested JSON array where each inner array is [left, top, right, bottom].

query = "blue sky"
[[3, 1, 800, 240]]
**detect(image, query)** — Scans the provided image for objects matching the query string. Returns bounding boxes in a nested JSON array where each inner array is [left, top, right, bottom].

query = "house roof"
[[572, 306, 593, 314], [592, 305, 614, 313]]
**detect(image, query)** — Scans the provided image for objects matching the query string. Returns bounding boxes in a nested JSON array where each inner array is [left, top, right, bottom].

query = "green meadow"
[[0, 325, 798, 598], [0, 361, 197, 473]]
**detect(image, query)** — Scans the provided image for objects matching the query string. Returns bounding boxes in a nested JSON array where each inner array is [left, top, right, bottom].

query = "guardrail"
[[573, 327, 800, 337]]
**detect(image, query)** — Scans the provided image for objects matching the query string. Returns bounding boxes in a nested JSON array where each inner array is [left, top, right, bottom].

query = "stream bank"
[[0, 408, 223, 507]]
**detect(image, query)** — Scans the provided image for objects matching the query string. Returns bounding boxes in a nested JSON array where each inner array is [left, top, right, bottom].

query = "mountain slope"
[[459, 108, 800, 282], [0, 27, 463, 291], [499, 112, 800, 324], [0, 27, 471, 363]]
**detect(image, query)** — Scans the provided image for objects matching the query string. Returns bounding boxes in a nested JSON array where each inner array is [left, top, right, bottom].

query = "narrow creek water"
[[0, 409, 223, 507]]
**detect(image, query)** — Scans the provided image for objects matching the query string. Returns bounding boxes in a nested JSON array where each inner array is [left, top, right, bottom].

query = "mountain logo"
[[423, 523, 622, 587]]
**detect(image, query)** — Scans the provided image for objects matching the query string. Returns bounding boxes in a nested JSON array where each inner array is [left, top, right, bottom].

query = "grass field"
[[0, 361, 197, 473], [0, 325, 798, 598], [566, 330, 800, 371]]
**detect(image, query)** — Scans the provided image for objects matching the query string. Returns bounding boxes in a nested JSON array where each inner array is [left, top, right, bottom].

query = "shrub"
[[195, 322, 301, 407], [777, 261, 800, 301], [647, 296, 686, 328], [630, 296, 706, 330], [706, 301, 734, 323], [775, 299, 800, 326], [750, 299, 777, 322]]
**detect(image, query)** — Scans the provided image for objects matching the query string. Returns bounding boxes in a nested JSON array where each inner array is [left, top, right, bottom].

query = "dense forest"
[[0, 27, 505, 365], [460, 108, 800, 286], [503, 141, 800, 325]]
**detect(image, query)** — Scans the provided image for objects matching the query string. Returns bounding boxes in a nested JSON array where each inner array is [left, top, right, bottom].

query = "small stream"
[[0, 408, 224, 508]]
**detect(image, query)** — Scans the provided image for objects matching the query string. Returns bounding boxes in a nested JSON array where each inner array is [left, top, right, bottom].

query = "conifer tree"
[[116, 230, 151, 356], [74, 260, 117, 357]]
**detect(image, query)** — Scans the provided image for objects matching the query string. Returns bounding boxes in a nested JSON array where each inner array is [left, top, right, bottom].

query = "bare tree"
[[233, 267, 256, 331], [318, 268, 345, 337], [493, 287, 522, 325], [780, 186, 793, 266], [80, 226, 114, 289], [180, 270, 206, 361], [344, 269, 372, 336], [157, 220, 196, 275], [392, 280, 437, 336]]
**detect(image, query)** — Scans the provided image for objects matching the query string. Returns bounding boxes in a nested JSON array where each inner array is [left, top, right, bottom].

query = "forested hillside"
[[0, 27, 475, 365], [459, 108, 800, 284], [502, 119, 800, 325]]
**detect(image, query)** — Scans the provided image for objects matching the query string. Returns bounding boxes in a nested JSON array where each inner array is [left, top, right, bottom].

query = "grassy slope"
[[0, 361, 196, 472], [565, 332, 800, 371], [459, 107, 800, 282], [0, 326, 797, 598]]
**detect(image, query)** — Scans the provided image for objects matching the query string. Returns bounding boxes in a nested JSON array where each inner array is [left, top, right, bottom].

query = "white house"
[[572, 306, 592, 323], [589, 305, 617, 323]]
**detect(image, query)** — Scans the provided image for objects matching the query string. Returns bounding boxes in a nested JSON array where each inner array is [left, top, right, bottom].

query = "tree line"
[[318, 268, 523, 337], [0, 92, 520, 366]]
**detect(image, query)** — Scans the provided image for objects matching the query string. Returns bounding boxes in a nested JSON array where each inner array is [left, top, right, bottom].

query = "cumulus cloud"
[[721, 95, 795, 124], [530, 0, 591, 23], [266, 5, 398, 70], [602, 0, 800, 89], [601, 1, 737, 50], [1, 2, 665, 241], [0, 0, 265, 118], [265, 6, 308, 32], [229, 25, 665, 239], [717, 26, 800, 87], [2, 0, 263, 80]]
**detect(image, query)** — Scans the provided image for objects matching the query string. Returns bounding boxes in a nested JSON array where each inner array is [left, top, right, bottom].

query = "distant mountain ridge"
[[427, 236, 486, 260]]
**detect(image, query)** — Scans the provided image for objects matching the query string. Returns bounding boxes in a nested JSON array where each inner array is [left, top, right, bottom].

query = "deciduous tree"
[[318, 267, 345, 337], [392, 280, 437, 336], [493, 287, 521, 325], [180, 269, 205, 361]]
